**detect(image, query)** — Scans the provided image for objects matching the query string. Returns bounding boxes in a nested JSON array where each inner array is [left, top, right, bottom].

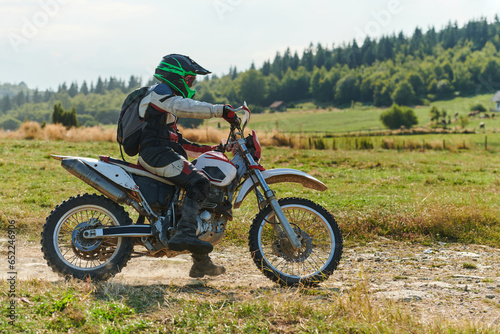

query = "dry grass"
[[1, 276, 489, 333], [0, 122, 116, 142], [0, 122, 488, 153]]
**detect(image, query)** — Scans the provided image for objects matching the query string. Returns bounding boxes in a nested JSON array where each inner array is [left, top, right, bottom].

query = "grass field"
[[1, 138, 499, 332], [1, 138, 499, 246], [1, 276, 491, 333], [1, 94, 500, 332], [205, 93, 500, 134]]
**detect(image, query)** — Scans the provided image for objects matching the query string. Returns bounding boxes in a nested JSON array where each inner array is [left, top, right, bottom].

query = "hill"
[[1, 17, 500, 130]]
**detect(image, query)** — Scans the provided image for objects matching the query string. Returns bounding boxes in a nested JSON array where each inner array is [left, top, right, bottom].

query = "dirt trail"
[[2, 238, 500, 325]]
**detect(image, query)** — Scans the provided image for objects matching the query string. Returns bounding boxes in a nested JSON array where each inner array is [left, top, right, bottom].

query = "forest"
[[1, 17, 500, 130]]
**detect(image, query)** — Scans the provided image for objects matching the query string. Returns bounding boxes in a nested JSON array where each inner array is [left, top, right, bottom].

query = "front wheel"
[[249, 197, 343, 286], [41, 194, 134, 281]]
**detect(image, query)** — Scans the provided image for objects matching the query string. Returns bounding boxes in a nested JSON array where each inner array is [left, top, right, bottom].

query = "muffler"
[[61, 158, 147, 216]]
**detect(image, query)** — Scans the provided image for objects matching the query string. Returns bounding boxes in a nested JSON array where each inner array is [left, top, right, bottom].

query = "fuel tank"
[[193, 152, 237, 187]]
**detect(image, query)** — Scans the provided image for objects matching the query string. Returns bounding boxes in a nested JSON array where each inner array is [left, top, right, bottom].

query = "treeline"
[[195, 17, 500, 108], [2, 17, 500, 130], [0, 75, 148, 115], [0, 75, 155, 130]]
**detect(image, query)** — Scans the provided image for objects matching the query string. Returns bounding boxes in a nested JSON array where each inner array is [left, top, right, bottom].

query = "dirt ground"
[[2, 237, 499, 327]]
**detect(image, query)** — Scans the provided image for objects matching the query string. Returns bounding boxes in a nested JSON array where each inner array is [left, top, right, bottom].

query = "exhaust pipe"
[[61, 158, 147, 216]]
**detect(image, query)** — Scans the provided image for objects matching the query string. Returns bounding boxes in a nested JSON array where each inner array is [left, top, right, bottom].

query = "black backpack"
[[116, 86, 150, 158]]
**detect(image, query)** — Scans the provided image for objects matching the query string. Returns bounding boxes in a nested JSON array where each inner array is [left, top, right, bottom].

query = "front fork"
[[250, 170, 302, 249], [236, 137, 302, 249]]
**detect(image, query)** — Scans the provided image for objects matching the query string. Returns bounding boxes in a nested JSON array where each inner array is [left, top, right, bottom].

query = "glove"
[[222, 105, 236, 123], [213, 142, 225, 152]]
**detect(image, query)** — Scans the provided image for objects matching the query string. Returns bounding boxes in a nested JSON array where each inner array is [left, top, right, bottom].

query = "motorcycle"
[[41, 103, 343, 286]]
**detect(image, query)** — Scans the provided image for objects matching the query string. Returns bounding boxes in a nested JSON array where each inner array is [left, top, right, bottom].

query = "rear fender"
[[52, 155, 139, 191], [233, 168, 327, 209]]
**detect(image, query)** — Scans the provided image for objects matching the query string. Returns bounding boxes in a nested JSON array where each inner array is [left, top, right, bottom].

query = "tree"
[[68, 82, 79, 98], [470, 103, 486, 112], [32, 89, 42, 103], [177, 117, 203, 128], [430, 106, 441, 123], [372, 80, 393, 107], [80, 81, 89, 95], [280, 67, 311, 102], [335, 74, 360, 105], [380, 104, 418, 129], [197, 89, 216, 104], [15, 91, 26, 106], [0, 117, 21, 130], [311, 67, 336, 102], [237, 69, 267, 106], [95, 77, 105, 94], [260, 60, 271, 76], [128, 75, 141, 91], [301, 43, 314, 71], [391, 81, 415, 106], [407, 72, 425, 96], [1, 95, 12, 113], [52, 103, 64, 124], [436, 79, 453, 97], [52, 103, 78, 128]]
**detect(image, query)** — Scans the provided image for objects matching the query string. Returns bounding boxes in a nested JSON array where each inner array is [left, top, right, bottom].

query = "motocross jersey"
[[138, 83, 224, 156]]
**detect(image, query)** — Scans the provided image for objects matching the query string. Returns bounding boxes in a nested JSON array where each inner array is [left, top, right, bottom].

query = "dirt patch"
[[2, 238, 499, 325]]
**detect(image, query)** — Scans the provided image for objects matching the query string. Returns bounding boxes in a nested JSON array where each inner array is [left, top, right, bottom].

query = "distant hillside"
[[2, 17, 500, 130], [195, 17, 500, 109]]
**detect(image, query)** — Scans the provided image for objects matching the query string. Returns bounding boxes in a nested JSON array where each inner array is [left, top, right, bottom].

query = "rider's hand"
[[213, 142, 225, 152], [222, 105, 237, 124]]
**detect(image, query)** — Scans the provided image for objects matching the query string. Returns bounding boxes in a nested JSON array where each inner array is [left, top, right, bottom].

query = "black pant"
[[138, 144, 210, 202]]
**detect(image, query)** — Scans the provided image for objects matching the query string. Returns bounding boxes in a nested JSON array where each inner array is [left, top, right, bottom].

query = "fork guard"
[[233, 168, 327, 209]]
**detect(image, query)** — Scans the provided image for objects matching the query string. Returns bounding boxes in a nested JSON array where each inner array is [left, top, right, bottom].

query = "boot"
[[167, 197, 213, 254], [189, 253, 226, 278]]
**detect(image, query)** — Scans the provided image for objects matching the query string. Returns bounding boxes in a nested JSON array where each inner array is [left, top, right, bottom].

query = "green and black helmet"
[[154, 54, 211, 98]]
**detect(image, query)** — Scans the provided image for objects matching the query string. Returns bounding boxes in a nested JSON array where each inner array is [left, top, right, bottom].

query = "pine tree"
[[80, 81, 89, 95], [52, 103, 64, 124], [68, 82, 79, 97], [1, 95, 12, 113], [95, 77, 105, 94], [52, 103, 78, 128], [15, 91, 26, 106], [127, 75, 141, 91]]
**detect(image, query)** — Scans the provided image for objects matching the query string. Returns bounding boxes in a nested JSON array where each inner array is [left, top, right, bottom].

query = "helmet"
[[154, 54, 211, 98]]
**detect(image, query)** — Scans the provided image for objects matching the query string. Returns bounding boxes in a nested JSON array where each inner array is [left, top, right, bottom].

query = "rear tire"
[[41, 194, 134, 281], [249, 197, 343, 287]]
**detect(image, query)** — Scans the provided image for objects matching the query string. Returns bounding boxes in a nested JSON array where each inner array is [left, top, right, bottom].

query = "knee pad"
[[185, 175, 211, 204]]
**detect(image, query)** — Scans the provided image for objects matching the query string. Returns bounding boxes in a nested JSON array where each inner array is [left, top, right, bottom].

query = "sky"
[[0, 0, 499, 91]]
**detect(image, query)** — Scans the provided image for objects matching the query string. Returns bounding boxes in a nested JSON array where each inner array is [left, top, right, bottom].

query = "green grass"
[[0, 279, 491, 333], [206, 93, 500, 134], [1, 131, 499, 332], [1, 138, 499, 247]]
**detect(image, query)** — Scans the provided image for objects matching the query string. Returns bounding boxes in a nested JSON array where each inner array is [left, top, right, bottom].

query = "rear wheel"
[[249, 197, 343, 286], [41, 194, 134, 281]]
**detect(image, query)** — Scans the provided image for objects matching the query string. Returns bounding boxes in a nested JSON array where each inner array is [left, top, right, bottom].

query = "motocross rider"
[[137, 54, 236, 278]]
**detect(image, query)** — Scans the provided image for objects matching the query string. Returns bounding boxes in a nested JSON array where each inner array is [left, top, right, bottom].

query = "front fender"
[[233, 168, 327, 209]]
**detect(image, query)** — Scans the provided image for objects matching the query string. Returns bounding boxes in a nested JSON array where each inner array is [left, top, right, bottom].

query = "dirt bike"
[[41, 103, 343, 286]]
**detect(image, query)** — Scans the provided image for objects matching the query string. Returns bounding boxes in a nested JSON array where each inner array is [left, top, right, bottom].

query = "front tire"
[[41, 194, 134, 281], [249, 197, 343, 286]]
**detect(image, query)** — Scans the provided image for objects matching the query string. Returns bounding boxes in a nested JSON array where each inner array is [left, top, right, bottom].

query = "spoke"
[[54, 204, 122, 271], [259, 203, 337, 278]]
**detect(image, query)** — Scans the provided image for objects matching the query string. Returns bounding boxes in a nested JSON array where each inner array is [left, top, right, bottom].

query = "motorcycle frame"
[[53, 124, 328, 250]]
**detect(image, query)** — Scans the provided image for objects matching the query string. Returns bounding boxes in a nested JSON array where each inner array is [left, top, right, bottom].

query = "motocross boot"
[[167, 196, 213, 254], [189, 253, 226, 278]]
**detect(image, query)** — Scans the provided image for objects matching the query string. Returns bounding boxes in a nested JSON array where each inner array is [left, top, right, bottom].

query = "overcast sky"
[[1, 0, 498, 91]]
